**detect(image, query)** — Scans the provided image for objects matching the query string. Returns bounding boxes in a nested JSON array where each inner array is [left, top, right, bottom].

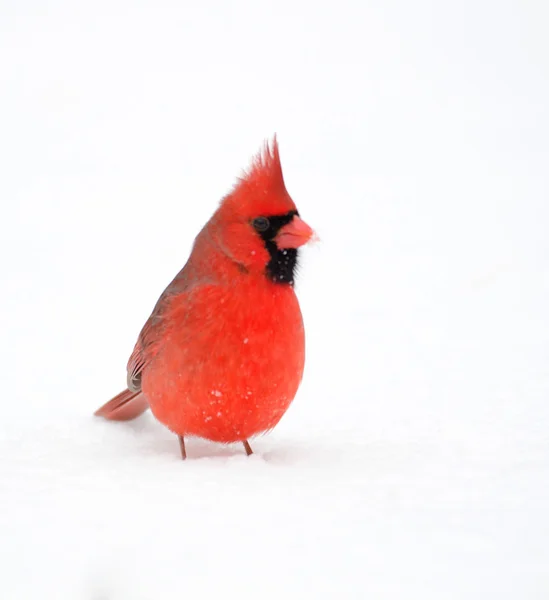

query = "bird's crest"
[[219, 136, 296, 217], [239, 135, 285, 193]]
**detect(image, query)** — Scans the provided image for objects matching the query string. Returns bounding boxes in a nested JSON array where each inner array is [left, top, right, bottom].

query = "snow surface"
[[1, 1, 549, 598]]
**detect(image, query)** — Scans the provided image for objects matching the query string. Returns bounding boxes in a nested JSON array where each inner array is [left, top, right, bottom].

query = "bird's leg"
[[178, 436, 187, 460], [243, 440, 253, 456]]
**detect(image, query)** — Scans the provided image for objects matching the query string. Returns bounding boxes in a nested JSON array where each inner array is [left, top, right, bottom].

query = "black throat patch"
[[255, 211, 299, 286]]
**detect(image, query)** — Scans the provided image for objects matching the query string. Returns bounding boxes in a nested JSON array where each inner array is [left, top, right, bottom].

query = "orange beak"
[[275, 216, 314, 249]]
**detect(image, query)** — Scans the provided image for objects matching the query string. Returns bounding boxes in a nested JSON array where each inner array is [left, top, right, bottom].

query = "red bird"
[[95, 138, 314, 458]]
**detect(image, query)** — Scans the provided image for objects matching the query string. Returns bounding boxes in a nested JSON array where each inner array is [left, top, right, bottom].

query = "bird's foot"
[[178, 436, 186, 460], [243, 440, 253, 456]]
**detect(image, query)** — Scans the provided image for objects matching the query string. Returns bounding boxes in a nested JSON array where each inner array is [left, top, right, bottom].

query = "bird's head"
[[210, 137, 314, 285]]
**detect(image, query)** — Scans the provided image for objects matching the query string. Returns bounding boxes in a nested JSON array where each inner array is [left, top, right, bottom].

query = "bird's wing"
[[126, 269, 193, 392], [126, 323, 151, 392], [126, 310, 164, 392]]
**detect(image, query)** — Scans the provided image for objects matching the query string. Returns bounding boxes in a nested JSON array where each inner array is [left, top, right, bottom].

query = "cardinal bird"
[[95, 138, 314, 458]]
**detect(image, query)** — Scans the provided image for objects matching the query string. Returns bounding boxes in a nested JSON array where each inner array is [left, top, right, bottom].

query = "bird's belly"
[[142, 285, 305, 442]]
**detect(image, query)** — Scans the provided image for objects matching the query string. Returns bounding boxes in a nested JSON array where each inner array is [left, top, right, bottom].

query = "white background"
[[1, 0, 548, 598]]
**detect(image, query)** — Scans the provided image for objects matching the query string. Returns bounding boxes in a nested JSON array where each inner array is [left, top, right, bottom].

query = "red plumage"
[[95, 138, 313, 457]]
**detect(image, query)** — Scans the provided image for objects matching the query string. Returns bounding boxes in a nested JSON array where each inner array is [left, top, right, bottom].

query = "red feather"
[[95, 138, 313, 457]]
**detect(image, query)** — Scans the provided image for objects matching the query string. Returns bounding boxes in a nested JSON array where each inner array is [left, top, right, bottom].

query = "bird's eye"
[[252, 217, 270, 232]]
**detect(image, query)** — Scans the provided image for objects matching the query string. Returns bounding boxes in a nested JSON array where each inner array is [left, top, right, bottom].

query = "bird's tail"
[[94, 389, 149, 421]]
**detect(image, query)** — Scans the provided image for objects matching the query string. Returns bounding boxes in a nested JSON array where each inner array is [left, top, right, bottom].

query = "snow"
[[1, 0, 549, 598]]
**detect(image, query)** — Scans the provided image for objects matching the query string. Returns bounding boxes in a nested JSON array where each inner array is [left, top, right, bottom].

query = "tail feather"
[[94, 389, 149, 421]]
